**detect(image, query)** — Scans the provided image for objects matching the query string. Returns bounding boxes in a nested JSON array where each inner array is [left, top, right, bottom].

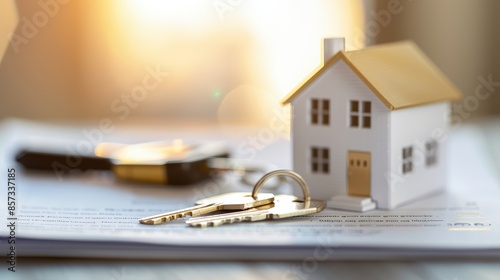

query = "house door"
[[347, 151, 371, 196]]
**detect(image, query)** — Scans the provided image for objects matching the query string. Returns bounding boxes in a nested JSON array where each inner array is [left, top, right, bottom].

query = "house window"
[[402, 146, 413, 174], [426, 140, 438, 166], [349, 100, 371, 128], [311, 147, 329, 174], [311, 99, 330, 125]]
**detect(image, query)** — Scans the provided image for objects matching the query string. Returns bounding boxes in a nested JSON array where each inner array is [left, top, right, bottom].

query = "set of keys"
[[139, 170, 326, 227]]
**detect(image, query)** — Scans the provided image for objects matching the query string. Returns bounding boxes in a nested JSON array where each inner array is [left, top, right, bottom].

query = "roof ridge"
[[282, 40, 461, 109]]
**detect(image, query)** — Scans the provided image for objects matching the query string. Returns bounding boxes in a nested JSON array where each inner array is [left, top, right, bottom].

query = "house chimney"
[[323, 37, 345, 64]]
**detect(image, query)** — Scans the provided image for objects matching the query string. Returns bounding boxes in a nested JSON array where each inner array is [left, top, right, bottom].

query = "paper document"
[[1, 120, 500, 260]]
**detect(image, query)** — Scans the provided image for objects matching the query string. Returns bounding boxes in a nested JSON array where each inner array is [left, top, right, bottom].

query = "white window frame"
[[425, 140, 438, 166], [311, 99, 330, 126], [349, 100, 371, 129], [311, 147, 329, 174], [402, 146, 413, 174]]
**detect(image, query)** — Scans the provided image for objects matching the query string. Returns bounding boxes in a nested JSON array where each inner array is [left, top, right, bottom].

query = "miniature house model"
[[282, 38, 461, 211]]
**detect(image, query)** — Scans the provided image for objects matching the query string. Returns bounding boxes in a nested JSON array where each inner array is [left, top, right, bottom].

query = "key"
[[186, 194, 326, 227], [139, 192, 274, 225]]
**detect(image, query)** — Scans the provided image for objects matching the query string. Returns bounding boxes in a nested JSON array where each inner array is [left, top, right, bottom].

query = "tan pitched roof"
[[282, 41, 462, 110]]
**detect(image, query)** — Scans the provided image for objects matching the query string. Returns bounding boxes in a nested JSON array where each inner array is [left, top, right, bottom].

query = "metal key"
[[186, 194, 326, 227], [139, 192, 274, 225]]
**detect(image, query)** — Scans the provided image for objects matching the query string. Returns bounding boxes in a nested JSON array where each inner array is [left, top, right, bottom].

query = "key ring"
[[252, 170, 311, 208]]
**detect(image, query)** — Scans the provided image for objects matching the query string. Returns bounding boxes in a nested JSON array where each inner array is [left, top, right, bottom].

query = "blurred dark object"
[[15, 141, 230, 185]]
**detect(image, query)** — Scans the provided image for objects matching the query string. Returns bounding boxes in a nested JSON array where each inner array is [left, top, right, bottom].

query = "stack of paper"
[[1, 120, 499, 260]]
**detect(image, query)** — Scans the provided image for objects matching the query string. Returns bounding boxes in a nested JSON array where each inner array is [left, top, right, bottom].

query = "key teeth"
[[188, 220, 225, 227], [191, 223, 205, 228], [187, 216, 251, 227], [192, 222, 218, 227], [139, 219, 156, 225]]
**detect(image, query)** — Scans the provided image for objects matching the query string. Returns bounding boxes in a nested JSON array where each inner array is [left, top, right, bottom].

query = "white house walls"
[[291, 59, 390, 202], [388, 102, 449, 208]]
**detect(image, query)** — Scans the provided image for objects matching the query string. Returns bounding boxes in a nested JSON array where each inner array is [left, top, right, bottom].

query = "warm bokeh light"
[[114, 0, 364, 97], [93, 0, 366, 125], [238, 1, 364, 97], [2, 1, 500, 121], [0, 0, 18, 61], [95, 140, 190, 163], [120, 0, 212, 27], [0, 1, 366, 123], [171, 138, 184, 154]]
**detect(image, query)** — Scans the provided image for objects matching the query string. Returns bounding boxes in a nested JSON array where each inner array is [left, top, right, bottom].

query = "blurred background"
[[0, 0, 499, 125]]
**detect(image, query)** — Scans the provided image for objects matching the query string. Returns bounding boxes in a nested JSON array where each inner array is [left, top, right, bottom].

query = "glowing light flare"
[[112, 0, 219, 83], [119, 0, 211, 28], [213, 90, 221, 98], [107, 0, 365, 125], [95, 140, 190, 163], [238, 0, 365, 99], [0, 0, 18, 60], [171, 138, 185, 154], [95, 143, 128, 158]]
